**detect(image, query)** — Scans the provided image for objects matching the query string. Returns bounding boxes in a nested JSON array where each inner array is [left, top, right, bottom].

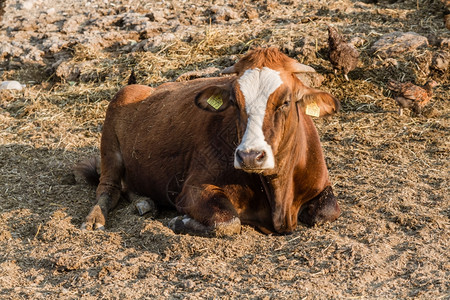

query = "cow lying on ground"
[[77, 47, 341, 235]]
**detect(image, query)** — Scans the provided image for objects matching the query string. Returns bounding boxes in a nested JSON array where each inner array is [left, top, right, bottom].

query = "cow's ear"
[[195, 85, 233, 112], [296, 87, 340, 117]]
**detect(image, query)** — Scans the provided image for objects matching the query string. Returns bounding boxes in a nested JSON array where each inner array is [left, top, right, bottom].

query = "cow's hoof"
[[130, 194, 158, 217], [298, 185, 340, 227], [169, 215, 209, 235], [169, 215, 241, 237], [214, 217, 241, 236], [82, 204, 106, 231], [81, 222, 105, 231]]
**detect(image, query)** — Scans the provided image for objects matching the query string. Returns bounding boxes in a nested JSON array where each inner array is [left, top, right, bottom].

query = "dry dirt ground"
[[0, 0, 449, 299]]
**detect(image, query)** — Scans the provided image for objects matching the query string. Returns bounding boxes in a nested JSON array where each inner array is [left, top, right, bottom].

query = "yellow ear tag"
[[206, 94, 223, 110], [305, 102, 320, 117]]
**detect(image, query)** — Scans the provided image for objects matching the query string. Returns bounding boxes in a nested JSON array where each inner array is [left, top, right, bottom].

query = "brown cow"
[[79, 47, 341, 235]]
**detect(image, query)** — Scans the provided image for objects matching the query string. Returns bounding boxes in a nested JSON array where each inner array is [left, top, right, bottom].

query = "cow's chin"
[[239, 167, 266, 174], [234, 165, 276, 175]]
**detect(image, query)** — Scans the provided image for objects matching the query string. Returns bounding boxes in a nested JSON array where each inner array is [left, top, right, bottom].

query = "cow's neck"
[[258, 112, 304, 233], [259, 168, 297, 233]]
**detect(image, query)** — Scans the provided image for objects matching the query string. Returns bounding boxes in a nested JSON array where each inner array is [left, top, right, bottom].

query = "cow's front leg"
[[169, 184, 241, 236], [298, 185, 340, 226]]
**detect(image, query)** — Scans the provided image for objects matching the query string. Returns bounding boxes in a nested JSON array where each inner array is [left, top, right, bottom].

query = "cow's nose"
[[236, 150, 266, 169]]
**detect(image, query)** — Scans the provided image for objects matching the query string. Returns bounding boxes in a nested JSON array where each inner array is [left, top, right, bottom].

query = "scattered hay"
[[0, 0, 449, 298]]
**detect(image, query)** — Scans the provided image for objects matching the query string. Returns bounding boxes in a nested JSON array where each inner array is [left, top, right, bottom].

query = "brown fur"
[[81, 48, 341, 235]]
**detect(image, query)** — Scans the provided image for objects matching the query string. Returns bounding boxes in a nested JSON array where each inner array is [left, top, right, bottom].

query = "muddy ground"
[[0, 0, 449, 299]]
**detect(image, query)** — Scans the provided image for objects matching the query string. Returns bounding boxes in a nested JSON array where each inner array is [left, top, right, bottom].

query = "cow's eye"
[[277, 100, 291, 111]]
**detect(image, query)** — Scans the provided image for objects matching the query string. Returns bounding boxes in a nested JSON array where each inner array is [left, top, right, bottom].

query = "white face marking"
[[234, 67, 283, 170]]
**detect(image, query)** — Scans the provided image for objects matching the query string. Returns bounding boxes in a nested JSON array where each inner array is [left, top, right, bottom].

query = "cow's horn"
[[221, 65, 237, 74], [293, 62, 316, 73]]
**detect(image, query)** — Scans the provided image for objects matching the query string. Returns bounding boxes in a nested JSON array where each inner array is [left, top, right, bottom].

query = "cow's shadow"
[[0, 143, 246, 258]]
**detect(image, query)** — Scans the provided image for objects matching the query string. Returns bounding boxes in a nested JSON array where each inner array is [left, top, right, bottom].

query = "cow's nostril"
[[255, 151, 266, 162], [236, 151, 244, 164], [236, 150, 266, 168]]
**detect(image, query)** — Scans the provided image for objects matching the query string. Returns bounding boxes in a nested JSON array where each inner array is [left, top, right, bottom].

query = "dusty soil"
[[0, 0, 449, 298]]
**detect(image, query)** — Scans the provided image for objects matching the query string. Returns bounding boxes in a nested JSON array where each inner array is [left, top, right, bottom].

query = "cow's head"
[[195, 48, 339, 174]]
